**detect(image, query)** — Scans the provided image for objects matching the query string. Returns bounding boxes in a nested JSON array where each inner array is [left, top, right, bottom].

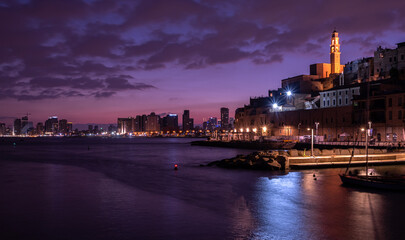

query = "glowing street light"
[[286, 90, 292, 96], [272, 103, 278, 109], [253, 128, 257, 133]]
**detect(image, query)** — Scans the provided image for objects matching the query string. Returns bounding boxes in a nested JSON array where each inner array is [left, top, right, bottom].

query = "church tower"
[[330, 30, 341, 74]]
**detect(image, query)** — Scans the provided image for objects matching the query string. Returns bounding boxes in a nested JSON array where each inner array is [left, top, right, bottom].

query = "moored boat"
[[339, 173, 405, 191]]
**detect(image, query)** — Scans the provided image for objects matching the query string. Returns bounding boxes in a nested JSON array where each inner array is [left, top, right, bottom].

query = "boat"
[[339, 80, 405, 190], [339, 173, 405, 191]]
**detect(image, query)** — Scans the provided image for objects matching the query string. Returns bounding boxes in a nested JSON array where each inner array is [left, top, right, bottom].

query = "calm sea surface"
[[0, 137, 405, 240]]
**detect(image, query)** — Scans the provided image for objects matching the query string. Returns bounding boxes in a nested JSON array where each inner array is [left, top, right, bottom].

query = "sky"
[[1, 0, 405, 126]]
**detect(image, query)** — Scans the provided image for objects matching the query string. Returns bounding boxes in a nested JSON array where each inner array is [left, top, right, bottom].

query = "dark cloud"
[[0, 0, 404, 101]]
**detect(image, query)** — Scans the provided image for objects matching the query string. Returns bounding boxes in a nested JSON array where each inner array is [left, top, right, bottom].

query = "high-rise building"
[[0, 123, 6, 135], [45, 116, 58, 134], [67, 122, 73, 133], [141, 115, 147, 131], [59, 119, 68, 134], [36, 122, 44, 135], [182, 110, 194, 132], [162, 114, 179, 132], [13, 118, 21, 135], [117, 117, 135, 134], [220, 107, 229, 130], [146, 112, 160, 132]]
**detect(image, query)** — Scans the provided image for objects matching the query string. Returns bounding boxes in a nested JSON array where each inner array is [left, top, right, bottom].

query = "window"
[[401, 55, 404, 60], [333, 92, 335, 96], [339, 99, 342, 105], [389, 111, 392, 120], [342, 117, 345, 123], [345, 97, 348, 104], [323, 101, 326, 106], [399, 97, 402, 106], [327, 100, 330, 106], [394, 57, 397, 62], [389, 57, 392, 62], [339, 92, 342, 96], [333, 99, 336, 105], [389, 98, 392, 107], [377, 69, 380, 72], [327, 93, 329, 97], [399, 111, 402, 120]]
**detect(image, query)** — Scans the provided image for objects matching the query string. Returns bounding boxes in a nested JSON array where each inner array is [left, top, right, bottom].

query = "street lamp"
[[307, 127, 314, 157], [315, 122, 319, 143]]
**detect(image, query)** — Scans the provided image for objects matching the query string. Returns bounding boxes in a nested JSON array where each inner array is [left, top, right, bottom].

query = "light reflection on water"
[[253, 173, 309, 240], [1, 137, 405, 239]]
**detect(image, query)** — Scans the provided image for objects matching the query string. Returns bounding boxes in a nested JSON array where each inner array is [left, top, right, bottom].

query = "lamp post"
[[307, 128, 314, 157], [315, 122, 320, 143]]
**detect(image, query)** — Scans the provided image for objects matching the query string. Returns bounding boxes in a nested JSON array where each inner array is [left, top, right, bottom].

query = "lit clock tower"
[[330, 30, 341, 74]]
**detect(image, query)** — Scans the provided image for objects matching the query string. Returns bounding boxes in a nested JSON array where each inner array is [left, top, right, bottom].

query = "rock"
[[322, 149, 334, 156], [275, 155, 287, 170], [288, 149, 299, 157]]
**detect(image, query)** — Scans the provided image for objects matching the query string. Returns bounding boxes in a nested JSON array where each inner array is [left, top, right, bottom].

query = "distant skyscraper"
[[13, 118, 21, 135], [141, 114, 147, 132], [117, 117, 135, 134], [146, 112, 160, 132], [220, 107, 229, 130], [0, 122, 6, 135], [162, 114, 179, 132], [36, 122, 44, 135], [182, 110, 194, 132], [45, 116, 58, 134], [59, 119, 68, 134]]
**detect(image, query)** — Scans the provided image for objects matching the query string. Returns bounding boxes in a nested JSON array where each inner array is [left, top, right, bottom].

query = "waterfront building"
[[36, 122, 44, 135], [146, 112, 160, 132], [182, 110, 194, 132], [59, 119, 68, 134], [117, 117, 135, 134], [320, 84, 361, 108], [13, 118, 21, 135], [162, 114, 179, 132], [374, 42, 405, 80], [234, 30, 405, 142], [45, 116, 58, 134], [220, 107, 229, 130], [0, 123, 5, 135]]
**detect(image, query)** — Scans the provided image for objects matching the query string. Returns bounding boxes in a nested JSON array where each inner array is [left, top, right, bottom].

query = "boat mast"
[[365, 81, 371, 179]]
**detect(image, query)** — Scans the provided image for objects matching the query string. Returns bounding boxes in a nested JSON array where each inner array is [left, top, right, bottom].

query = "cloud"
[[0, 0, 404, 101]]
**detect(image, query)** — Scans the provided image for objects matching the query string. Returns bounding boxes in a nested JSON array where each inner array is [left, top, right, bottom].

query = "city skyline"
[[1, 0, 405, 125]]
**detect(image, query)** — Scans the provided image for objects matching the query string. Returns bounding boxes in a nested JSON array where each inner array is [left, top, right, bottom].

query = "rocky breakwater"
[[205, 151, 288, 170]]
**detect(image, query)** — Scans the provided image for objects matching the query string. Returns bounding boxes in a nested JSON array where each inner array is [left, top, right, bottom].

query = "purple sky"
[[1, 0, 405, 125]]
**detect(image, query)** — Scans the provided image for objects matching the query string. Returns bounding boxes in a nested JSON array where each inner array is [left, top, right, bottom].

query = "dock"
[[289, 153, 405, 169]]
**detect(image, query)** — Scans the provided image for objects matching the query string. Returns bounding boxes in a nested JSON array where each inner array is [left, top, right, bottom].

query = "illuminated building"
[[162, 114, 179, 132], [146, 112, 160, 132], [13, 118, 21, 135], [0, 123, 6, 135], [59, 119, 68, 134], [221, 107, 229, 130], [117, 117, 135, 134], [45, 116, 58, 134], [182, 110, 194, 132]]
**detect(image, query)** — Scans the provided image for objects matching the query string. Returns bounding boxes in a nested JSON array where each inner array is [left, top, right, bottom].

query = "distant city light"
[[286, 90, 292, 96], [272, 103, 278, 109]]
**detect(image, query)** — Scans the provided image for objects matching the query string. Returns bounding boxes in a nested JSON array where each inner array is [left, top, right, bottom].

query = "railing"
[[316, 141, 403, 147]]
